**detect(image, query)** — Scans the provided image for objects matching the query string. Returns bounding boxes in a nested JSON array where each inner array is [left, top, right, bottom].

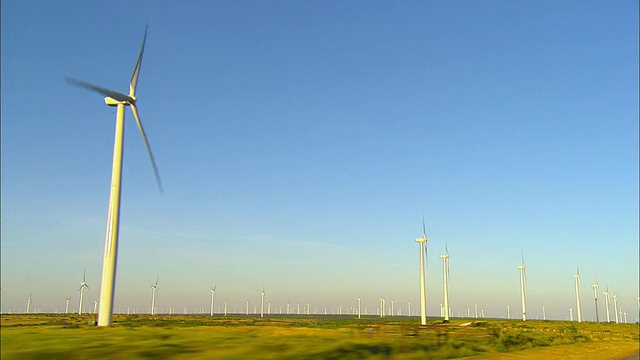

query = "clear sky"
[[1, 1, 638, 321]]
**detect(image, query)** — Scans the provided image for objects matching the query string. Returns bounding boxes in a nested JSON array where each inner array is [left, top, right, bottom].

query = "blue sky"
[[2, 1, 638, 321]]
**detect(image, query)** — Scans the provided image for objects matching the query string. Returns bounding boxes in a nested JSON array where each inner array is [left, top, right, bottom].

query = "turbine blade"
[[86, 284, 91, 291], [130, 104, 163, 193], [422, 214, 427, 240], [130, 25, 148, 97], [66, 77, 134, 103]]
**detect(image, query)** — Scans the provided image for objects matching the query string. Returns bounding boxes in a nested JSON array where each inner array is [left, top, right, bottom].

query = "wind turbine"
[[78, 270, 91, 315], [572, 266, 582, 323], [517, 251, 527, 321], [612, 293, 619, 324], [65, 297, 71, 314], [150, 278, 158, 315], [260, 288, 265, 318], [357, 297, 361, 319], [26, 294, 32, 314], [591, 277, 599, 322], [210, 285, 217, 316], [67, 25, 162, 327], [415, 215, 428, 325], [603, 287, 611, 323], [440, 243, 450, 322]]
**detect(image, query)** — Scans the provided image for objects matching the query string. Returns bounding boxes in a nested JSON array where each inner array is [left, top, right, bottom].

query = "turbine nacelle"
[[105, 96, 135, 107]]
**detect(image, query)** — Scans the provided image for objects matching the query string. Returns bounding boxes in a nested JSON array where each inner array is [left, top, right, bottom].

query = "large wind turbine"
[[517, 252, 527, 321], [67, 25, 162, 326], [210, 285, 217, 317], [440, 243, 450, 322], [150, 278, 158, 315], [415, 215, 428, 325], [78, 270, 91, 315], [572, 266, 582, 323]]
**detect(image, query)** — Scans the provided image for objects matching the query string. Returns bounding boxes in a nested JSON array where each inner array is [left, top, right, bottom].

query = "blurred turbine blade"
[[130, 104, 163, 193], [130, 25, 148, 97], [66, 77, 134, 103]]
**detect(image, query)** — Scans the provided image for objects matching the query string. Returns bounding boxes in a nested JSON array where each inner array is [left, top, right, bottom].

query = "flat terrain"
[[1, 314, 638, 359]]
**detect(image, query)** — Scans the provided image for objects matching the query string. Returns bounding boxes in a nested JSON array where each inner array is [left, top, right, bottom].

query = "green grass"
[[1, 314, 638, 359]]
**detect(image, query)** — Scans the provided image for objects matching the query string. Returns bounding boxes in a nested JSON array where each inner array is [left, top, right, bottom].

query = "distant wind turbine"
[[603, 287, 611, 323], [65, 297, 71, 314], [572, 266, 582, 322], [150, 278, 158, 315], [415, 215, 428, 325], [591, 278, 599, 322], [357, 297, 361, 319], [210, 285, 216, 317], [440, 243, 450, 322], [26, 294, 32, 314], [517, 251, 527, 321], [67, 25, 162, 327], [78, 270, 91, 315], [261, 288, 265, 318], [612, 293, 619, 324]]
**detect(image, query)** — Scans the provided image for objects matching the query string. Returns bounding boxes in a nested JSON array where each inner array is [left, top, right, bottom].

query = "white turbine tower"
[[440, 243, 450, 322], [26, 294, 32, 314], [65, 297, 71, 314], [357, 297, 361, 319], [415, 215, 428, 325], [591, 279, 599, 322], [612, 293, 619, 324], [517, 251, 527, 321], [210, 285, 217, 317], [572, 267, 582, 323], [150, 278, 158, 315], [78, 270, 91, 315], [260, 288, 265, 318], [67, 25, 162, 327], [603, 287, 611, 323]]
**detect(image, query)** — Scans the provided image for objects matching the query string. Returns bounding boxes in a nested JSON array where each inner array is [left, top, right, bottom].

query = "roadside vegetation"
[[1, 314, 638, 359]]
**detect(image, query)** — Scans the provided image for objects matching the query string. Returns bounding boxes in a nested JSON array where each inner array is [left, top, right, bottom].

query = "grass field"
[[1, 314, 638, 359]]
